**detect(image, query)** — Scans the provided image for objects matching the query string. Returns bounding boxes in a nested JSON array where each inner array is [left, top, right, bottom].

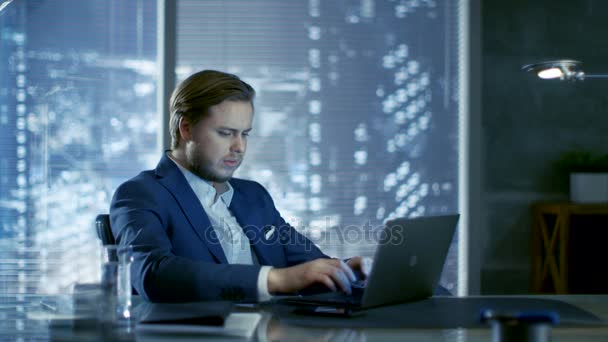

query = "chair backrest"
[[95, 214, 116, 246], [95, 214, 137, 294]]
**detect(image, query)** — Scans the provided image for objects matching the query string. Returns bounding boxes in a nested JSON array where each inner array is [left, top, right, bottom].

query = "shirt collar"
[[168, 154, 234, 206]]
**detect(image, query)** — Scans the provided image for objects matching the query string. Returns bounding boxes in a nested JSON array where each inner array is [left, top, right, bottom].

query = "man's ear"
[[178, 117, 192, 141]]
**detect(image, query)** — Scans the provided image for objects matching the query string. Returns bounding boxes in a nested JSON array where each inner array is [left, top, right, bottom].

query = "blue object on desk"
[[480, 309, 560, 342], [480, 309, 560, 325]]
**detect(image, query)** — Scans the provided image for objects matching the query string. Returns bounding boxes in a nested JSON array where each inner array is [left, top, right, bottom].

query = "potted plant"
[[556, 151, 608, 203]]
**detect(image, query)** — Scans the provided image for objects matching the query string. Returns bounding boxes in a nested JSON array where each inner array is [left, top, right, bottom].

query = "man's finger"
[[317, 274, 337, 292], [361, 257, 372, 277], [347, 256, 370, 279], [339, 259, 357, 282], [326, 265, 352, 295], [346, 257, 361, 270], [328, 258, 356, 281]]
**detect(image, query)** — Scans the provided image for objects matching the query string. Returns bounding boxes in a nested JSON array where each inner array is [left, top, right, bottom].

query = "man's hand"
[[267, 258, 358, 295], [345, 256, 369, 280]]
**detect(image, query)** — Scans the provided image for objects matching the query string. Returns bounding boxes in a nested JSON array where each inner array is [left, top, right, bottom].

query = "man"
[[110, 70, 365, 302]]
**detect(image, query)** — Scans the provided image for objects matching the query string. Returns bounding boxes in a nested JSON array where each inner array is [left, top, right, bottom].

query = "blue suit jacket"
[[110, 154, 327, 302]]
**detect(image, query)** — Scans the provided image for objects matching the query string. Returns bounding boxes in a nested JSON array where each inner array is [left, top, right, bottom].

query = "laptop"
[[277, 214, 459, 310]]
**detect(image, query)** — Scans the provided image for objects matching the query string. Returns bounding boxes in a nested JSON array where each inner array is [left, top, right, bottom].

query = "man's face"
[[182, 100, 253, 183]]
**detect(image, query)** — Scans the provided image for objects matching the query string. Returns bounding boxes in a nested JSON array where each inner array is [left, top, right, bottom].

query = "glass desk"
[[2, 294, 607, 341]]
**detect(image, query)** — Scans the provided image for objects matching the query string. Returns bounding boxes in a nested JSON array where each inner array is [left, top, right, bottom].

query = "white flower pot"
[[570, 173, 608, 203]]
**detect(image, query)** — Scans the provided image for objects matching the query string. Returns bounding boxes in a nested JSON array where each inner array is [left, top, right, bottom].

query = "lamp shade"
[[521, 60, 584, 81]]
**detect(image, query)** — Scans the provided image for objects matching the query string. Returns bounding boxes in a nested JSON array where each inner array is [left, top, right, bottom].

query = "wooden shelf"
[[531, 202, 608, 294]]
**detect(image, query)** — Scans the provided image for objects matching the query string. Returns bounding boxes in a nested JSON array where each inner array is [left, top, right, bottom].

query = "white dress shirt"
[[171, 158, 272, 302]]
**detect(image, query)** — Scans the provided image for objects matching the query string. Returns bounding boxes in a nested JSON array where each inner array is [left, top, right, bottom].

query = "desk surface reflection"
[[2, 294, 608, 341]]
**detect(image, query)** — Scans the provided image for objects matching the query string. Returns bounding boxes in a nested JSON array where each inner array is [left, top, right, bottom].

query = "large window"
[[0, 0, 467, 296], [0, 0, 158, 295], [176, 0, 463, 292]]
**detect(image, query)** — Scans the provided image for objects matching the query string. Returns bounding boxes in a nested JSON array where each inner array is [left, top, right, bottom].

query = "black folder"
[[137, 301, 232, 326]]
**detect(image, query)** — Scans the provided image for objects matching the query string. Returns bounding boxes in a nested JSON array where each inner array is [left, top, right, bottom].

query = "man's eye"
[[242, 132, 250, 137], [218, 130, 231, 136]]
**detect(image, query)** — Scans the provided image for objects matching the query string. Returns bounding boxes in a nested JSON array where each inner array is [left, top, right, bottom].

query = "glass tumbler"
[[100, 245, 134, 327]]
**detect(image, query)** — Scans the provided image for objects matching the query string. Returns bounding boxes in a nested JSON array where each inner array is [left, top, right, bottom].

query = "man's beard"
[[186, 148, 236, 183]]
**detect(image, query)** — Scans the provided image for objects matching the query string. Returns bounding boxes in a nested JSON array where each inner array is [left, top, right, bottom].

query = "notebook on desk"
[[135, 301, 262, 338], [278, 214, 459, 310], [137, 301, 232, 326]]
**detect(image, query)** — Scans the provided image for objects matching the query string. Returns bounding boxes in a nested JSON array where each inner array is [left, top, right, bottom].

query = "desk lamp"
[[522, 60, 608, 81]]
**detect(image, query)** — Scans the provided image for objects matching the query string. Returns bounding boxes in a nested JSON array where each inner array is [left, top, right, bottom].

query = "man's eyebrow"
[[217, 126, 253, 132]]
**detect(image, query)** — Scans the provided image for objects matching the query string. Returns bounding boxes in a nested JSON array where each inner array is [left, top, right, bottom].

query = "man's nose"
[[230, 136, 245, 153]]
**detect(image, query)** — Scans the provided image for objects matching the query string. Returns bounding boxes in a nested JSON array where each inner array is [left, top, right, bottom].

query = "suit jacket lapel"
[[155, 154, 228, 264], [229, 185, 282, 266]]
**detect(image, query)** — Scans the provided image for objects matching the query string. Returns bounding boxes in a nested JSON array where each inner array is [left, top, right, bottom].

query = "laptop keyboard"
[[297, 285, 365, 306]]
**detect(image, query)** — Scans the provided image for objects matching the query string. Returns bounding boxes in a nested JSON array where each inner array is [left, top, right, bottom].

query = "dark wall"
[[482, 0, 608, 293]]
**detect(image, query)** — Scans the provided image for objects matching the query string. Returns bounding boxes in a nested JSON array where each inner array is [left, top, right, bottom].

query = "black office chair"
[[95, 214, 116, 245], [95, 214, 138, 294]]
